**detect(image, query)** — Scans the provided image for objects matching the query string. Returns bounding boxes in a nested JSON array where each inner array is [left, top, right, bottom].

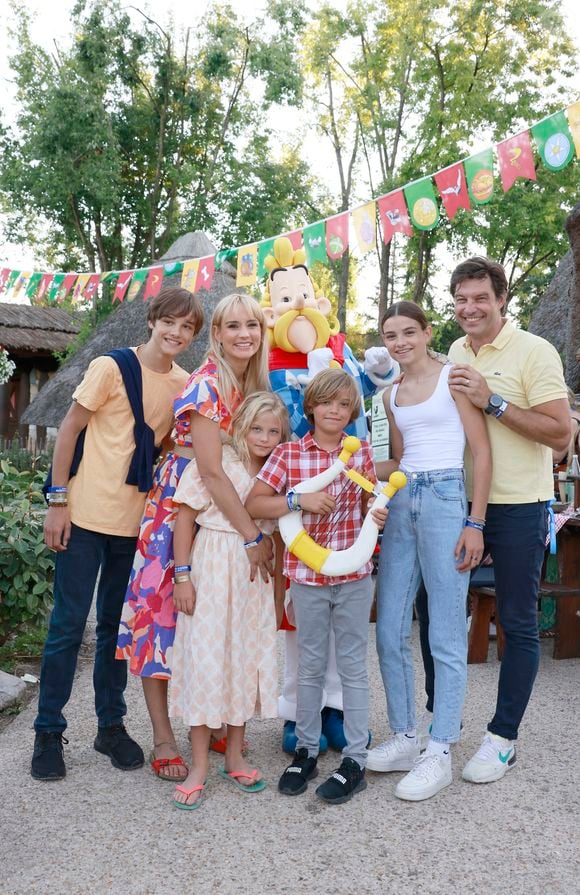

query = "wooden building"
[[0, 303, 79, 443]]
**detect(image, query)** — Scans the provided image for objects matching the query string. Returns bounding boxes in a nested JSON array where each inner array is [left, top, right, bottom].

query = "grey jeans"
[[290, 576, 374, 768]]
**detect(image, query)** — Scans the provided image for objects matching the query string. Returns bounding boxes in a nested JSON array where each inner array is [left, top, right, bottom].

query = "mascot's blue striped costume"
[[262, 237, 397, 754]]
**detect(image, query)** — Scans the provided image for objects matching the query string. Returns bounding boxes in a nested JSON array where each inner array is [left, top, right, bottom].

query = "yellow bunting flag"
[[566, 101, 580, 159], [352, 202, 376, 253], [236, 244, 257, 287], [72, 274, 90, 303], [12, 271, 30, 296], [181, 259, 199, 292]]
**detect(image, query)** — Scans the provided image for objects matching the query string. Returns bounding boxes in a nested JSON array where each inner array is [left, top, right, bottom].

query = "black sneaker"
[[31, 731, 68, 781], [278, 747, 318, 796], [315, 757, 367, 804], [94, 724, 144, 770]]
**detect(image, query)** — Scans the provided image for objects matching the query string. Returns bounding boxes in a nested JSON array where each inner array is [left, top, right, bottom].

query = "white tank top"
[[390, 364, 465, 472]]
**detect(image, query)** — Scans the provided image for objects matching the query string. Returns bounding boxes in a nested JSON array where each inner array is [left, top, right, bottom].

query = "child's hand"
[[371, 505, 388, 530], [173, 579, 196, 615], [299, 492, 336, 515]]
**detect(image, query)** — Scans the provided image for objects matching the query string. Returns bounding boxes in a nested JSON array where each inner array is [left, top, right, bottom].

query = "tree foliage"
[[0, 0, 318, 272]]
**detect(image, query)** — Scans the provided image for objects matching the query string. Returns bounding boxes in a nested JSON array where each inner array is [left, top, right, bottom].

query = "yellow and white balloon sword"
[[279, 435, 407, 577]]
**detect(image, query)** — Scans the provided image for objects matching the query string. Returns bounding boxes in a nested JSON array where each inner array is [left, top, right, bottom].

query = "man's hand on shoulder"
[[448, 363, 490, 409], [44, 506, 72, 551]]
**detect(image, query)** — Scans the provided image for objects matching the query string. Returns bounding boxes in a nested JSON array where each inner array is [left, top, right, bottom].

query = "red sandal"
[[150, 743, 188, 781], [209, 735, 249, 755]]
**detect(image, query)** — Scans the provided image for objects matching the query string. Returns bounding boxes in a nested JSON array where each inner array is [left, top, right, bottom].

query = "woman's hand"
[[173, 580, 196, 615], [455, 527, 484, 572], [298, 492, 336, 514], [247, 534, 274, 583]]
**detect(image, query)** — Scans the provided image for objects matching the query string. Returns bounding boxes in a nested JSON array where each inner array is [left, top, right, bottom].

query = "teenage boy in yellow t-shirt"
[[31, 287, 203, 781]]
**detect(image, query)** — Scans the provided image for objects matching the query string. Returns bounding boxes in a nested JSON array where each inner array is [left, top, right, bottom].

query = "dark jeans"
[[35, 524, 137, 734], [416, 502, 547, 741]]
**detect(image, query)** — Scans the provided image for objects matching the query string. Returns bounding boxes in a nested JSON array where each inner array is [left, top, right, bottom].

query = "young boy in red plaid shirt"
[[246, 369, 387, 804]]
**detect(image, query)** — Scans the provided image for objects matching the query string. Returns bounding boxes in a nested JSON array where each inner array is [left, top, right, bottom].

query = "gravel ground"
[[1, 623, 578, 895]]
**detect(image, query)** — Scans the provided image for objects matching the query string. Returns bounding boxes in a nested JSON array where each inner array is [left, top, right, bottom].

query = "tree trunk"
[[378, 241, 392, 324], [337, 249, 349, 331]]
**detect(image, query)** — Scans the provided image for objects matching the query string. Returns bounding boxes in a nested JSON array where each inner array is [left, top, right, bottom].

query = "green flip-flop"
[[217, 766, 267, 793], [173, 782, 205, 810]]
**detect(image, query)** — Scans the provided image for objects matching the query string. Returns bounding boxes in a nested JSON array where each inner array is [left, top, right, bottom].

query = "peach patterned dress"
[[169, 445, 278, 728]]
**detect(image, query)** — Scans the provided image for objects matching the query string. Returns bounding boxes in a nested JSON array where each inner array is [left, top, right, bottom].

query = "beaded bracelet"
[[465, 519, 485, 531], [174, 564, 191, 574], [243, 531, 264, 550]]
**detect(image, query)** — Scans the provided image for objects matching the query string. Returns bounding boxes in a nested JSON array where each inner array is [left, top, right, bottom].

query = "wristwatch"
[[484, 393, 508, 418]]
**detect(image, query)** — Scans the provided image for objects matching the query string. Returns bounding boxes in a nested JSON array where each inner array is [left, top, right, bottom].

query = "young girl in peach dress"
[[169, 392, 289, 809]]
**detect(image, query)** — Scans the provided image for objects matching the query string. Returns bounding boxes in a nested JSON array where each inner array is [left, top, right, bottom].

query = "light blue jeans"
[[376, 469, 469, 743]]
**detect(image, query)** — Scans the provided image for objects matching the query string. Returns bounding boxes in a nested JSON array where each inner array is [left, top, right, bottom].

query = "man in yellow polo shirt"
[[446, 256, 570, 785]]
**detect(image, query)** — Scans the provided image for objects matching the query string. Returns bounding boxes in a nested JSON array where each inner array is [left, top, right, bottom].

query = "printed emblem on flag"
[[412, 197, 437, 228], [544, 133, 572, 170]]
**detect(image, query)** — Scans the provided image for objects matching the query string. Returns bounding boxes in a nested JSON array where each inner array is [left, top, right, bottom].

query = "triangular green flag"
[[6, 270, 19, 293], [404, 177, 439, 231], [25, 272, 42, 299], [464, 148, 495, 205], [48, 273, 65, 302], [163, 260, 183, 276], [532, 111, 574, 172], [215, 248, 237, 271], [126, 268, 148, 302], [303, 221, 328, 266], [257, 238, 276, 280]]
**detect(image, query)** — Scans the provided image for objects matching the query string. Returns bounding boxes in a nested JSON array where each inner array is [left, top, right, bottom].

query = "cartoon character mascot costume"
[[262, 236, 398, 753]]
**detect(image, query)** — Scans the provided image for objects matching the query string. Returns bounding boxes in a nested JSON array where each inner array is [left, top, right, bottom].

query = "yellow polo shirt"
[[68, 349, 188, 537], [448, 321, 567, 504]]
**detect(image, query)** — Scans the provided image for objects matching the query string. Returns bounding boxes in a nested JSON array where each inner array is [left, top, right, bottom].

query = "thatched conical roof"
[[529, 204, 580, 392], [22, 232, 238, 427], [0, 303, 79, 353]]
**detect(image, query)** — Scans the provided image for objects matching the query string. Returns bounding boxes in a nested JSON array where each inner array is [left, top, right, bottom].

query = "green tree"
[[0, 0, 316, 274], [310, 0, 578, 320]]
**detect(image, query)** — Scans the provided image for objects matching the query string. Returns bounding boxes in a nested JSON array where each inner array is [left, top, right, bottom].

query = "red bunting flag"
[[377, 191, 413, 244], [325, 212, 349, 260], [284, 230, 303, 251], [113, 271, 133, 303], [36, 274, 54, 303], [497, 131, 536, 192], [0, 268, 10, 294], [434, 162, 471, 221], [83, 273, 101, 302], [59, 274, 77, 303], [195, 255, 215, 292], [142, 266, 164, 301]]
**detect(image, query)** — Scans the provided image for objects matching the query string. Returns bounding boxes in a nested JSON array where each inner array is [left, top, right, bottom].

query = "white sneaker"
[[462, 732, 516, 783], [417, 711, 433, 751], [395, 751, 452, 801], [366, 734, 420, 772]]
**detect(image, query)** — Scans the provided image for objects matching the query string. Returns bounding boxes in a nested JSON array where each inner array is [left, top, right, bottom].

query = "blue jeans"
[[376, 469, 469, 743], [35, 524, 137, 734], [291, 576, 373, 767], [484, 502, 547, 741]]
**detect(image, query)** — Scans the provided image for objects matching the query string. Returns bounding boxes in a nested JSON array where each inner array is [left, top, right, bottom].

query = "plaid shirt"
[[257, 431, 376, 586]]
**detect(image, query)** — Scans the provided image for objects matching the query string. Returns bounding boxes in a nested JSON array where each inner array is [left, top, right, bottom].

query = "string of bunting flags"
[[1, 102, 579, 307]]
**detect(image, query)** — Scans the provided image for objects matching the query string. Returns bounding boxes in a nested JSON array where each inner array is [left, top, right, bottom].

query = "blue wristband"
[[174, 564, 191, 574], [243, 531, 264, 549], [47, 486, 68, 493], [465, 519, 485, 531]]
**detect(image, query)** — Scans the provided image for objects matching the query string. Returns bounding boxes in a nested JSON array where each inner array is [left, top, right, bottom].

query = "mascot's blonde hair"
[[261, 236, 340, 334]]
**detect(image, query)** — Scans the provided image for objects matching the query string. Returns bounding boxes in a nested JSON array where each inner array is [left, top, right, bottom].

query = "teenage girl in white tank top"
[[367, 301, 491, 802]]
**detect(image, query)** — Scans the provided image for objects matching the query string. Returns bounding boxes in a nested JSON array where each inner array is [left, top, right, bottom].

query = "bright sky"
[[1, 0, 579, 317]]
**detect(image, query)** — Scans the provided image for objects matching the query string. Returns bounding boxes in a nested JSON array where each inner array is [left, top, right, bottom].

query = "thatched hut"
[[529, 204, 580, 392], [0, 303, 80, 439], [22, 232, 238, 429]]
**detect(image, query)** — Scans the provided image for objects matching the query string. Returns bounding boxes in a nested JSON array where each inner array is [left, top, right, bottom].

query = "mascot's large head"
[[262, 237, 340, 353]]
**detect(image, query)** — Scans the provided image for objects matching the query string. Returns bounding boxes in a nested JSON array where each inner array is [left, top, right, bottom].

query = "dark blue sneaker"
[[282, 720, 328, 755], [315, 757, 367, 804]]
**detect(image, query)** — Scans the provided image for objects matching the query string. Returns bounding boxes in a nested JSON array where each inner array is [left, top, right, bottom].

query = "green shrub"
[[0, 458, 54, 646]]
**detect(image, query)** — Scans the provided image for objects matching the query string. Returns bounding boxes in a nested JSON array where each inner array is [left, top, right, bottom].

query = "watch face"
[[489, 393, 503, 409]]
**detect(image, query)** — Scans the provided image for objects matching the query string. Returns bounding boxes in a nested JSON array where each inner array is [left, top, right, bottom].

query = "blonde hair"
[[208, 293, 270, 414], [303, 368, 361, 425], [231, 391, 290, 468]]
